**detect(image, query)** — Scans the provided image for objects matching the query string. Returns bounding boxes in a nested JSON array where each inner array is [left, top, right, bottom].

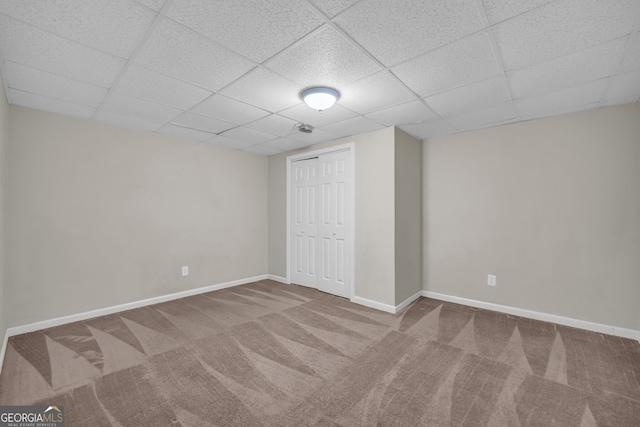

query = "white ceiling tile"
[[3, 61, 108, 108], [307, 0, 360, 18], [243, 144, 284, 156], [392, 32, 501, 97], [280, 103, 357, 127], [599, 96, 640, 107], [157, 124, 214, 142], [0, 15, 126, 87], [494, 0, 640, 70], [335, 0, 482, 66], [221, 126, 277, 145], [446, 101, 517, 130], [602, 71, 640, 102], [8, 89, 96, 119], [425, 76, 510, 117], [207, 135, 254, 150], [267, 25, 381, 87], [191, 94, 269, 124], [286, 127, 338, 145], [171, 112, 236, 134], [261, 138, 312, 152], [136, 18, 256, 91], [246, 115, 299, 137], [617, 36, 640, 73], [480, 0, 555, 25], [135, 0, 167, 12], [167, 0, 324, 62], [94, 92, 183, 132], [0, 0, 156, 58], [339, 72, 415, 114], [398, 119, 457, 139], [515, 79, 609, 118], [364, 100, 438, 126], [115, 65, 212, 110], [222, 68, 302, 112], [509, 38, 626, 99], [321, 116, 385, 136]]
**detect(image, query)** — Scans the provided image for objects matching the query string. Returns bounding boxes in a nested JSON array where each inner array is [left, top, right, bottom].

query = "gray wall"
[[394, 128, 422, 305], [0, 80, 8, 341], [268, 127, 397, 306], [423, 103, 640, 330], [6, 107, 269, 327]]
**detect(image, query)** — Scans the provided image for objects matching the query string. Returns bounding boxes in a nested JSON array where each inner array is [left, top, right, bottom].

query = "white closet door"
[[317, 150, 351, 298], [290, 158, 319, 288]]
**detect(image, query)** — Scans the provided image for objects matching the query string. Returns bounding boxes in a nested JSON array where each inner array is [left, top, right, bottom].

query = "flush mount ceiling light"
[[300, 86, 340, 112]]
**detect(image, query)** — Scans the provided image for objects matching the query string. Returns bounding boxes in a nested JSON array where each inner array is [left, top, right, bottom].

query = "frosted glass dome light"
[[300, 87, 340, 111]]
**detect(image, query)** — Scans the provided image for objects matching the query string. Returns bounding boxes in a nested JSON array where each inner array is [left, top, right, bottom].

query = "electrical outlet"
[[181, 266, 189, 277], [487, 274, 496, 286]]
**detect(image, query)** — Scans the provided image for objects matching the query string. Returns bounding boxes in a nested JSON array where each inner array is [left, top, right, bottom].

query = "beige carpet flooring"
[[0, 279, 639, 426]]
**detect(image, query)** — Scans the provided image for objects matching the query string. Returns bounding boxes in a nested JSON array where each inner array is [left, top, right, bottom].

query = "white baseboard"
[[395, 291, 423, 313], [0, 329, 8, 377], [1, 274, 269, 355], [267, 275, 289, 284], [351, 295, 396, 313], [351, 290, 422, 314], [422, 291, 640, 342]]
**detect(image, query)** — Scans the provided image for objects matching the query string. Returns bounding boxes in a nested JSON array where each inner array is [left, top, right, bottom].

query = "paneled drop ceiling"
[[0, 0, 639, 155]]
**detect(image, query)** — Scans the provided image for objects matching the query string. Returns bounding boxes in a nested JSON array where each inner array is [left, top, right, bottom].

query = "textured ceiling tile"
[[599, 95, 639, 107], [94, 92, 183, 132], [446, 101, 517, 130], [167, 0, 324, 62], [399, 119, 457, 139], [494, 0, 640, 70], [617, 36, 640, 73], [480, 0, 554, 25], [286, 127, 337, 144], [171, 112, 236, 134], [0, 15, 126, 87], [191, 94, 269, 124], [0, 0, 156, 58], [222, 68, 302, 112], [9, 89, 96, 119], [157, 123, 215, 142], [339, 72, 415, 114], [207, 135, 254, 150], [425, 76, 510, 117], [3, 61, 108, 108], [515, 79, 609, 118], [136, 18, 255, 91], [134, 0, 167, 12], [308, 0, 360, 18], [364, 100, 438, 126], [261, 137, 312, 152], [321, 116, 385, 136], [509, 38, 627, 99], [280, 103, 357, 127], [392, 32, 501, 98], [602, 71, 640, 101], [115, 65, 212, 110], [247, 115, 300, 137], [267, 25, 381, 87], [221, 126, 278, 144], [243, 144, 283, 156], [335, 0, 482, 66]]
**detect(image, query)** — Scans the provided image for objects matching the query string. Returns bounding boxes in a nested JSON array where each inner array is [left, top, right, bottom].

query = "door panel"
[[290, 158, 319, 288], [317, 150, 351, 298]]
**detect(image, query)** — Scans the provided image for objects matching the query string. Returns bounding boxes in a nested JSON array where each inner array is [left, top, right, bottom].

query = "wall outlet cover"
[[488, 274, 496, 286]]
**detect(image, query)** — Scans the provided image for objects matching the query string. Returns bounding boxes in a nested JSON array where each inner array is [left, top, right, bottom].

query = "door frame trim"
[[286, 142, 355, 300]]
